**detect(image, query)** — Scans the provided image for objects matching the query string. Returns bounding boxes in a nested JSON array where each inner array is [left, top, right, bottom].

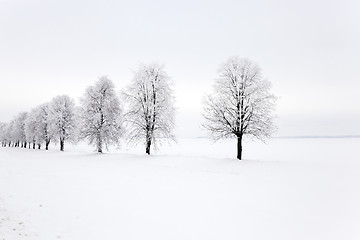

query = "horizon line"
[[190, 135, 360, 139], [274, 135, 360, 139]]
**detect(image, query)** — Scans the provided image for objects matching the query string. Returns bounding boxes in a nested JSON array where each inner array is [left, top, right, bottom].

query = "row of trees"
[[0, 64, 175, 154], [0, 57, 275, 160]]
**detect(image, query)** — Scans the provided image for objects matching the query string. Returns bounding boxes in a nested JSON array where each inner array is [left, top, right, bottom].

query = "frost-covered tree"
[[9, 119, 17, 147], [19, 112, 28, 147], [8, 120, 16, 147], [12, 112, 28, 148], [203, 57, 276, 160], [4, 121, 13, 147], [80, 76, 123, 153], [49, 95, 78, 151], [32, 103, 53, 150], [0, 122, 7, 147], [25, 109, 39, 149], [10, 121, 19, 147], [123, 64, 175, 155], [24, 104, 53, 150]]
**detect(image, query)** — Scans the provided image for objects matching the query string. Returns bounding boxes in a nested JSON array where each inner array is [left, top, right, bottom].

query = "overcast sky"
[[0, 0, 359, 137]]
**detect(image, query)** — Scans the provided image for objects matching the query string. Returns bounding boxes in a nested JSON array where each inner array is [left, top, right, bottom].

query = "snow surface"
[[1, 138, 360, 240]]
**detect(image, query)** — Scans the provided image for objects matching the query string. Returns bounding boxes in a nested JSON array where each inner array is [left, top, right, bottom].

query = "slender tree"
[[123, 64, 175, 155], [203, 57, 276, 160], [80, 76, 123, 153], [49, 95, 77, 151]]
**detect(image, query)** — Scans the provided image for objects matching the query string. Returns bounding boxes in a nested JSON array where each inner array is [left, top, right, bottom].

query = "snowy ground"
[[0, 138, 360, 240]]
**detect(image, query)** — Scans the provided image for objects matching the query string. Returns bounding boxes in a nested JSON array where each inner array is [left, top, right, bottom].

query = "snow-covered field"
[[1, 138, 360, 240]]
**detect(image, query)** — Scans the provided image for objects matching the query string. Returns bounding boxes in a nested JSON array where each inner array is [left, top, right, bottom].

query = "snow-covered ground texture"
[[1, 138, 360, 240]]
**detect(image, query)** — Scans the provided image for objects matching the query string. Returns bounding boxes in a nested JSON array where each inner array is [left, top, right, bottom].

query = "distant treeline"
[[0, 63, 175, 154]]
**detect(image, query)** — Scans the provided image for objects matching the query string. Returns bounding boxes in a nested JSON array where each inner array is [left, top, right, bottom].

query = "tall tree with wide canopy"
[[203, 57, 276, 160], [123, 64, 175, 155], [49, 95, 77, 151], [80, 76, 123, 153]]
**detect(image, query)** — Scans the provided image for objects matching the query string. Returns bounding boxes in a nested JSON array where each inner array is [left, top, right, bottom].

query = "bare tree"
[[123, 63, 175, 155], [49, 95, 78, 151], [203, 57, 276, 160], [79, 76, 123, 153]]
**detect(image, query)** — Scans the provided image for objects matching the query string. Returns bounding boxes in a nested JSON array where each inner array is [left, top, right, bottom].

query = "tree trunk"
[[237, 135, 242, 160], [45, 139, 50, 150], [97, 136, 102, 153], [60, 138, 64, 151], [24, 142, 27, 148], [98, 113, 103, 153], [146, 138, 151, 155], [37, 144, 41, 149]]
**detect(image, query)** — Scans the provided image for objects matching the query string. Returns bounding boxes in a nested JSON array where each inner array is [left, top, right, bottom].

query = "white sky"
[[0, 0, 359, 137]]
